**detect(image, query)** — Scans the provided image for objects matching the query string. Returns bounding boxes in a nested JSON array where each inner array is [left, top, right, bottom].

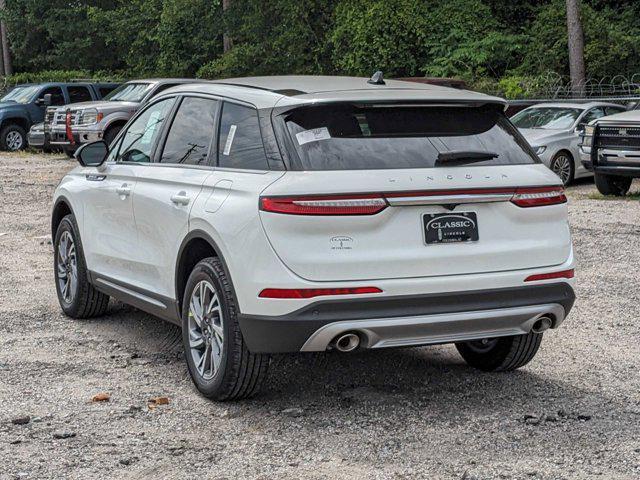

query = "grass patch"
[[587, 191, 640, 200]]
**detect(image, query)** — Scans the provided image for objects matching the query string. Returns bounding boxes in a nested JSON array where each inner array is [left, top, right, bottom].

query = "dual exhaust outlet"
[[328, 315, 554, 352], [330, 332, 361, 352], [531, 316, 553, 334]]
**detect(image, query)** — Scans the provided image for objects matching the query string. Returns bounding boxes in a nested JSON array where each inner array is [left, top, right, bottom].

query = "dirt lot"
[[0, 152, 639, 480]]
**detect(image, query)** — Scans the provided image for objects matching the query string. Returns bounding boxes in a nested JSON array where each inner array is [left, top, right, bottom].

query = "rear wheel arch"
[[175, 231, 236, 317]]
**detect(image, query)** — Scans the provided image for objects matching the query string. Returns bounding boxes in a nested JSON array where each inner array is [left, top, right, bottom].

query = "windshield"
[[1, 85, 40, 104], [511, 107, 582, 129], [104, 82, 152, 102], [284, 104, 539, 170]]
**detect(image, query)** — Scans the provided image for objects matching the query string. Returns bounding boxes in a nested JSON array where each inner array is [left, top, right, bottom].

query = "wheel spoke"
[[206, 292, 219, 314], [211, 338, 222, 371], [189, 329, 205, 349], [189, 296, 203, 327]]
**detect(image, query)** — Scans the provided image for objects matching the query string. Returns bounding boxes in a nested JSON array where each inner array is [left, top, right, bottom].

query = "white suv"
[[52, 76, 576, 400]]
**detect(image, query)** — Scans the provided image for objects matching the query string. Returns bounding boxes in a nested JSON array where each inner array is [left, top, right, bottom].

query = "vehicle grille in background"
[[597, 125, 640, 149], [53, 110, 80, 126], [44, 108, 57, 133]]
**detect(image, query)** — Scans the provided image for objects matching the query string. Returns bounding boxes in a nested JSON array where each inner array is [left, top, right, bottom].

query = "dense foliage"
[[2, 0, 640, 97]]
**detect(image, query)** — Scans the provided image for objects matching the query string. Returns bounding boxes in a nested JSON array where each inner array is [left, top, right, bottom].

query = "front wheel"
[[594, 173, 632, 196], [54, 214, 109, 318], [182, 257, 270, 400], [0, 124, 26, 151], [456, 332, 543, 372], [550, 152, 575, 186]]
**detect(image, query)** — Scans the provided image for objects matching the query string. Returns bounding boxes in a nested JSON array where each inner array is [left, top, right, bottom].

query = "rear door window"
[[284, 104, 539, 170], [67, 86, 93, 103], [218, 102, 268, 170], [159, 97, 218, 166]]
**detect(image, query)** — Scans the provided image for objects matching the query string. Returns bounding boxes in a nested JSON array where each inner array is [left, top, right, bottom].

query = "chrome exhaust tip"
[[532, 316, 553, 334], [331, 332, 361, 352]]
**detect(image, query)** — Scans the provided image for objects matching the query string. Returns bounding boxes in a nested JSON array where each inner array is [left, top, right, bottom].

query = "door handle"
[[116, 184, 131, 196], [171, 192, 190, 206]]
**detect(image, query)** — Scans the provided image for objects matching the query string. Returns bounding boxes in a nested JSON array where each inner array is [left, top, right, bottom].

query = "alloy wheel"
[[552, 155, 572, 185], [56, 231, 78, 304], [188, 280, 224, 380], [6, 131, 23, 151]]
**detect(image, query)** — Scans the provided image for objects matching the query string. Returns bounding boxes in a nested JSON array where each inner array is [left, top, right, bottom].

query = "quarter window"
[[218, 102, 268, 170], [117, 98, 175, 163], [67, 86, 92, 103], [160, 97, 218, 165]]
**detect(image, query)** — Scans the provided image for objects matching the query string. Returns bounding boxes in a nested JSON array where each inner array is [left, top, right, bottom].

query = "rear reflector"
[[511, 186, 566, 208], [524, 269, 574, 282], [260, 195, 387, 216], [259, 287, 383, 299]]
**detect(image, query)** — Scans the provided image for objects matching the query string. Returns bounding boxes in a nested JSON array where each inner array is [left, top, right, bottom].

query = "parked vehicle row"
[[52, 75, 575, 400], [46, 79, 196, 157], [511, 102, 626, 185], [0, 81, 119, 151]]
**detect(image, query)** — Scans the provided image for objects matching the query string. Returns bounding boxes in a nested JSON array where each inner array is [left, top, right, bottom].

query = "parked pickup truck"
[[48, 78, 196, 156], [580, 104, 640, 195], [0, 82, 118, 151]]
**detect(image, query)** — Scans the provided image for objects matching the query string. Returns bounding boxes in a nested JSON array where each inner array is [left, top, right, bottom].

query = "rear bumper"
[[238, 283, 575, 353]]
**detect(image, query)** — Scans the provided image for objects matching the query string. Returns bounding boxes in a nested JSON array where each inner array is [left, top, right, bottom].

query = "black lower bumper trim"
[[593, 165, 640, 178], [238, 283, 576, 353]]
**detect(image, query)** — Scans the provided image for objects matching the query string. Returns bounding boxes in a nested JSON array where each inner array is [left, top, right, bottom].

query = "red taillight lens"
[[260, 195, 388, 216], [511, 186, 566, 207], [524, 269, 574, 282], [259, 287, 383, 299]]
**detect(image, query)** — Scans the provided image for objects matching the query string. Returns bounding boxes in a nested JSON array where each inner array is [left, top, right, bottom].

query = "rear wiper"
[[436, 150, 499, 166]]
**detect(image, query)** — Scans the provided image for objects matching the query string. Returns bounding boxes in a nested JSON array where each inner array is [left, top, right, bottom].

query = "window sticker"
[[223, 124, 237, 155], [296, 127, 331, 146]]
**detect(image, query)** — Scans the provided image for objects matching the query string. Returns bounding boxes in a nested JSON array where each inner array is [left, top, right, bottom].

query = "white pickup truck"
[[580, 105, 640, 195]]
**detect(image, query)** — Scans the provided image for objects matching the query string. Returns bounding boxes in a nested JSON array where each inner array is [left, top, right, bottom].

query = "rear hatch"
[[259, 103, 571, 282]]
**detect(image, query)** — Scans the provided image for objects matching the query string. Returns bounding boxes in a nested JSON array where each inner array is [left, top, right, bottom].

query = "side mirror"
[[36, 94, 52, 107], [75, 140, 108, 167]]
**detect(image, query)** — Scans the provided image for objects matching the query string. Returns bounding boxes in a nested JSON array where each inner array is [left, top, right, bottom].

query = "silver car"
[[511, 102, 626, 185]]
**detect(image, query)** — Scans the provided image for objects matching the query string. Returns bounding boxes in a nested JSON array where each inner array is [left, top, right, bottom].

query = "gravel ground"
[[0, 152, 639, 480]]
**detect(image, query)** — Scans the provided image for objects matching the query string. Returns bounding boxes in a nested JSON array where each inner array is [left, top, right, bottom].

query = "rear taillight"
[[524, 269, 574, 282], [260, 185, 566, 215], [260, 195, 388, 216], [510, 186, 566, 208], [259, 287, 383, 299]]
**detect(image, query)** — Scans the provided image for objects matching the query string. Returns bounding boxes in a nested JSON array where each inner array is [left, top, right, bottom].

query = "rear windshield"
[[284, 104, 539, 170]]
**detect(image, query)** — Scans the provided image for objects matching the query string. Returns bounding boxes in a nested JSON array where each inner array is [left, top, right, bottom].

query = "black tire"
[[456, 332, 543, 372], [550, 151, 575, 186], [0, 124, 27, 151], [54, 214, 109, 318], [103, 125, 122, 146], [182, 257, 270, 400], [594, 173, 632, 196], [63, 147, 76, 158]]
